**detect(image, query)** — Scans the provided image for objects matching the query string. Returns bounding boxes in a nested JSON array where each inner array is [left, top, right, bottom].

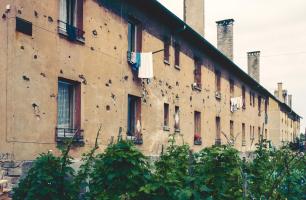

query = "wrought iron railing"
[[55, 127, 84, 145], [58, 20, 85, 41]]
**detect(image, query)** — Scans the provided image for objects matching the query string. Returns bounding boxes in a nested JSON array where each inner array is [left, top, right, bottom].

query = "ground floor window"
[[127, 95, 141, 137], [194, 111, 202, 145]]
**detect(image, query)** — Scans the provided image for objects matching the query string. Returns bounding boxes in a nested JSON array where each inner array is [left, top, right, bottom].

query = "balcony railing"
[[58, 20, 85, 42], [55, 127, 84, 145]]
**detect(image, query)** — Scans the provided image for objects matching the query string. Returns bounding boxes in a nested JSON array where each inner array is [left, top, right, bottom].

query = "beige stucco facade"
[[0, 0, 301, 165]]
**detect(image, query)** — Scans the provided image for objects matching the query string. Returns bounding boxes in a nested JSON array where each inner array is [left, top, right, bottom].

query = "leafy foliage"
[[13, 134, 306, 200]]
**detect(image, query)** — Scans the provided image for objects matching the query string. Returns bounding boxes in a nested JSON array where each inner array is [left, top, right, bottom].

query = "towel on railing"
[[127, 51, 141, 71], [138, 52, 153, 79]]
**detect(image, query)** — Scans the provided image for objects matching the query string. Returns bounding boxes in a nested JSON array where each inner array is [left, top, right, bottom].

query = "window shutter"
[[136, 23, 142, 52], [77, 0, 83, 30], [74, 83, 81, 129]]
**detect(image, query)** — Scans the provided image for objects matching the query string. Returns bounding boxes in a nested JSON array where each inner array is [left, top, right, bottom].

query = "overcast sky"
[[158, 0, 306, 133]]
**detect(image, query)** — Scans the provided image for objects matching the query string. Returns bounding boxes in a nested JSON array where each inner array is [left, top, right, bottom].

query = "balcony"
[[58, 20, 85, 43], [55, 128, 84, 146]]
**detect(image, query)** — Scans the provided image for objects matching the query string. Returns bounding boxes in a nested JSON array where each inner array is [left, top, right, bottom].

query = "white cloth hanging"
[[230, 96, 243, 112], [138, 52, 153, 79]]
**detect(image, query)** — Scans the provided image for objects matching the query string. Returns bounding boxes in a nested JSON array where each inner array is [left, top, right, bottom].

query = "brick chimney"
[[247, 51, 260, 82], [184, 0, 205, 37], [277, 82, 283, 99], [288, 94, 292, 108], [216, 19, 234, 60]]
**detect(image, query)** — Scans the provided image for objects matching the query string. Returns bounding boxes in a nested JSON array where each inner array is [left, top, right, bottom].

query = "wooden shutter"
[[136, 23, 142, 52], [74, 82, 81, 130], [76, 0, 83, 30]]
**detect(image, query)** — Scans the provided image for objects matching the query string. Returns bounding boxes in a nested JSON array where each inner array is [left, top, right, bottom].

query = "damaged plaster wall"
[[0, 0, 300, 164]]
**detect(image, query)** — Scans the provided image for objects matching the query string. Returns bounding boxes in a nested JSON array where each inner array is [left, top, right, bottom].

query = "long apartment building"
[[0, 0, 301, 162]]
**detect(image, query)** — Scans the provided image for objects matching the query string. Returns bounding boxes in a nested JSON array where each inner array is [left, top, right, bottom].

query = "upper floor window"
[[229, 79, 234, 97], [215, 70, 221, 94], [242, 123, 246, 146], [230, 120, 234, 142], [242, 86, 246, 108], [194, 57, 202, 89], [59, 0, 84, 41], [258, 96, 262, 116], [174, 43, 180, 68], [163, 37, 170, 64], [128, 20, 142, 52]]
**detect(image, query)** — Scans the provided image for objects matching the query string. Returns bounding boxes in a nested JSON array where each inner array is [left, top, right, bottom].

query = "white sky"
[[158, 0, 306, 133]]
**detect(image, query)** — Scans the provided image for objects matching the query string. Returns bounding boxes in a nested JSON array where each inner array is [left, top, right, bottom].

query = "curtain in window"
[[58, 82, 72, 129], [59, 0, 67, 31]]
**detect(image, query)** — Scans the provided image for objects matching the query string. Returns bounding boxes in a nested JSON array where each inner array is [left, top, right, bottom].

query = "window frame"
[[194, 111, 202, 145], [163, 103, 170, 130], [127, 95, 141, 136]]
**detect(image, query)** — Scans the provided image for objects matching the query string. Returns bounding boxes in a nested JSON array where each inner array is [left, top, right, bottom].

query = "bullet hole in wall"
[[79, 74, 87, 85], [60, 69, 63, 74], [50, 94, 56, 98], [48, 16, 53, 22], [190, 96, 192, 101], [111, 93, 116, 101], [90, 47, 95, 51], [32, 103, 41, 119], [34, 55, 37, 59], [114, 46, 117, 50], [68, 55, 71, 58], [108, 79, 112, 84], [119, 34, 122, 39], [176, 81, 179, 86], [92, 30, 97, 36], [17, 10, 22, 14], [106, 105, 110, 111], [2, 14, 6, 19], [96, 105, 99, 108], [22, 75, 30, 81], [20, 46, 24, 50], [104, 23, 107, 26], [124, 75, 128, 81], [40, 72, 46, 77], [34, 11, 38, 17], [105, 83, 109, 87]]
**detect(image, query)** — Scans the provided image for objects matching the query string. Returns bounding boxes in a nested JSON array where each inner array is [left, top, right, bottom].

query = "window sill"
[[174, 65, 181, 70], [58, 29, 85, 44], [164, 60, 170, 65], [174, 128, 181, 133], [163, 126, 170, 131]]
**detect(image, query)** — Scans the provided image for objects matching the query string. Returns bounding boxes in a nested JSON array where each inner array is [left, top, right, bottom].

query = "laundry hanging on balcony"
[[230, 96, 243, 112], [128, 51, 154, 79]]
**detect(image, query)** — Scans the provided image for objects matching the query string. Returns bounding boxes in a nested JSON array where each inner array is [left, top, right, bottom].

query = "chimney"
[[216, 19, 234, 60], [277, 82, 283, 99], [184, 0, 205, 37], [282, 90, 288, 104], [247, 51, 260, 82], [288, 94, 292, 108]]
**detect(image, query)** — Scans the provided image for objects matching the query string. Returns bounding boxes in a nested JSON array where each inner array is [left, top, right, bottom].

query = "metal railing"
[[55, 127, 84, 144], [58, 20, 85, 41]]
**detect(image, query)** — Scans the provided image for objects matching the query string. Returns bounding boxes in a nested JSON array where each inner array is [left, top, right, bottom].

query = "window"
[[230, 120, 234, 141], [194, 111, 202, 145], [264, 129, 268, 140], [258, 127, 261, 141], [242, 86, 246, 108], [56, 78, 81, 141], [164, 37, 170, 64], [128, 20, 142, 52], [264, 98, 268, 114], [59, 0, 84, 41], [127, 95, 141, 136], [174, 106, 180, 131], [229, 79, 234, 97], [174, 43, 180, 68], [215, 117, 221, 145], [242, 123, 246, 146], [250, 91, 252, 106], [163, 103, 169, 130], [215, 70, 221, 93], [253, 93, 256, 107], [258, 96, 262, 116], [194, 57, 202, 89]]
